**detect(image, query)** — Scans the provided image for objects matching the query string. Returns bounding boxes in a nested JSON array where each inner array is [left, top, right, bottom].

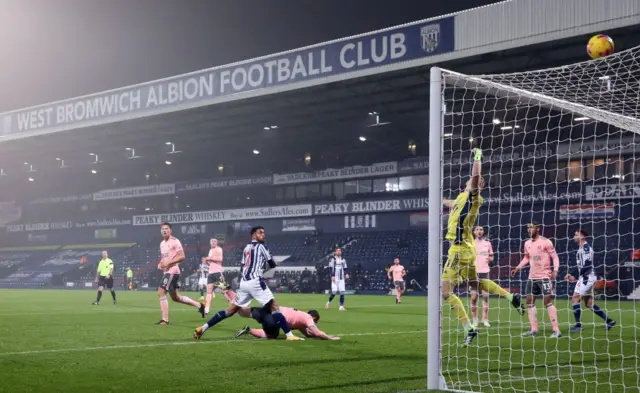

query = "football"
[[587, 34, 615, 59]]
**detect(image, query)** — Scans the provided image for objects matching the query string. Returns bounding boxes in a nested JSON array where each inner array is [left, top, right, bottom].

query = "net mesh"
[[437, 46, 640, 393]]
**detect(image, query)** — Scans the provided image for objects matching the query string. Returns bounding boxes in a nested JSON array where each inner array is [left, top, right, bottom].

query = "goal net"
[[427, 46, 640, 393]]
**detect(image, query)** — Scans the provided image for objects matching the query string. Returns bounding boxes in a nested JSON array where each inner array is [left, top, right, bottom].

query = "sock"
[[204, 310, 228, 331], [590, 304, 613, 323], [178, 296, 200, 308], [271, 309, 293, 336], [572, 303, 582, 326], [527, 304, 538, 332], [110, 290, 116, 301], [205, 293, 213, 309], [249, 329, 267, 339], [160, 296, 169, 321], [200, 288, 205, 297], [481, 279, 511, 299], [327, 294, 335, 303], [482, 299, 489, 321], [471, 296, 479, 321], [339, 295, 345, 306], [444, 294, 471, 328], [546, 304, 559, 332], [396, 292, 401, 302], [96, 291, 102, 303]]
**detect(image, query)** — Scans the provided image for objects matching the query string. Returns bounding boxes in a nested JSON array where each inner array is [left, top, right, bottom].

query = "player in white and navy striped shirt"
[[325, 248, 349, 311], [566, 229, 615, 332], [194, 226, 303, 340]]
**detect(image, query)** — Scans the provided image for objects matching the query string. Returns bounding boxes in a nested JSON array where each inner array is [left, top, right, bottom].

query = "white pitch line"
[[397, 366, 639, 393], [0, 330, 427, 357], [451, 365, 639, 388]]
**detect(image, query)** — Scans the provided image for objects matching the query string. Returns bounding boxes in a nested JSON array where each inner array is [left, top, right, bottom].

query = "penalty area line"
[[0, 330, 427, 357]]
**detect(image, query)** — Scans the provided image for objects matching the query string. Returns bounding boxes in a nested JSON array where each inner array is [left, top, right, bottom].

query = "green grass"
[[0, 290, 637, 393]]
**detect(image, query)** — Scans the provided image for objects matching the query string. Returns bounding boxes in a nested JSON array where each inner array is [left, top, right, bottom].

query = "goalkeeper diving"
[[442, 147, 525, 346]]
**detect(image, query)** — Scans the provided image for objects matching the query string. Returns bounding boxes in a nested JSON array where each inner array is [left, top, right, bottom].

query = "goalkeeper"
[[442, 147, 525, 346]]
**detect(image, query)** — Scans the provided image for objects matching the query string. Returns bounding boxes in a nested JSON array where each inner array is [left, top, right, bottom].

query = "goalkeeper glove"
[[473, 148, 483, 161]]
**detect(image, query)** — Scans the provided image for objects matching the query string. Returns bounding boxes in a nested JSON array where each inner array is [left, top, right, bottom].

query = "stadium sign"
[[5, 219, 131, 233], [132, 204, 312, 226], [274, 162, 397, 185], [557, 137, 636, 157], [282, 218, 316, 232], [314, 197, 427, 215], [0, 17, 454, 140], [29, 194, 93, 205], [6, 221, 74, 232], [559, 204, 615, 220], [93, 184, 175, 201], [483, 189, 582, 204], [586, 183, 640, 200], [176, 176, 272, 192]]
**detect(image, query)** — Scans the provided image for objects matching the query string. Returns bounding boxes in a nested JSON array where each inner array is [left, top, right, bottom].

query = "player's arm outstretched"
[[303, 325, 340, 340]]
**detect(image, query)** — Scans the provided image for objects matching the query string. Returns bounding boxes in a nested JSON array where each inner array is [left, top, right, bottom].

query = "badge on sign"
[[420, 24, 441, 54]]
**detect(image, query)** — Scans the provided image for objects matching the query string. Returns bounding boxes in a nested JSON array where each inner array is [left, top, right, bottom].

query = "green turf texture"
[[0, 290, 637, 393]]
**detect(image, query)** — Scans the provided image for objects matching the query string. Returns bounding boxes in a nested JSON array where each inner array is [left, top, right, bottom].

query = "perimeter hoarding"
[[1, 17, 454, 139]]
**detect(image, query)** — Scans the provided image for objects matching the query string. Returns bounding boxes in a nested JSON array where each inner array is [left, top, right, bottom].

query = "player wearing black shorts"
[[93, 251, 116, 305]]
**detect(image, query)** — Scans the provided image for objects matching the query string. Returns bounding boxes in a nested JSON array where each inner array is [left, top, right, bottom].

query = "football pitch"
[[0, 290, 637, 393]]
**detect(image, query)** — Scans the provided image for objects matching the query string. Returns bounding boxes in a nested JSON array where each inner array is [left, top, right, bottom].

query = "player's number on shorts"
[[161, 276, 169, 287], [543, 282, 552, 292]]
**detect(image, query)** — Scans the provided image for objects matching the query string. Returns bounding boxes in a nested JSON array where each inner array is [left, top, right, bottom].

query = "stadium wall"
[[453, 0, 640, 59]]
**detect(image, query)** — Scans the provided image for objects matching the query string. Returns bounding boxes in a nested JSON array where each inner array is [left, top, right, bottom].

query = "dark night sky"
[[0, 0, 501, 112]]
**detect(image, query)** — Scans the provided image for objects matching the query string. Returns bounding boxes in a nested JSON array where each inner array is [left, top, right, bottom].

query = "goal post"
[[428, 45, 640, 393]]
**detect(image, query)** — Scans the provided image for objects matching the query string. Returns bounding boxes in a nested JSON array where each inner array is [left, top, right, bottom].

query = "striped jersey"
[[576, 242, 594, 277], [199, 263, 209, 279], [241, 241, 272, 281], [329, 256, 348, 280]]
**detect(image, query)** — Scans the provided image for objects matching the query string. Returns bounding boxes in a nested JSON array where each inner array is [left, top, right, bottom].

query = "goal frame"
[[426, 67, 490, 393], [427, 66, 446, 391]]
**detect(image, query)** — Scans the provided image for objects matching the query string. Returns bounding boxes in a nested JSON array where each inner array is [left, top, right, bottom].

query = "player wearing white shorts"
[[566, 229, 616, 332], [197, 258, 209, 300], [193, 226, 302, 341], [325, 248, 349, 311]]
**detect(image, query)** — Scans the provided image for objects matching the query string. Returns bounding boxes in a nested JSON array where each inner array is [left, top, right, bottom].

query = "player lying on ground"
[[471, 227, 493, 327], [442, 148, 524, 346], [193, 226, 302, 341], [235, 306, 340, 340], [567, 229, 616, 332], [156, 222, 205, 325], [387, 257, 406, 304], [511, 222, 561, 338]]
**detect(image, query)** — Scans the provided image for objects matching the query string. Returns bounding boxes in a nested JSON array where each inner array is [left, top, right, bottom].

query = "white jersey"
[[576, 242, 595, 278], [329, 256, 348, 281], [240, 241, 272, 281], [574, 242, 597, 296], [199, 264, 209, 280]]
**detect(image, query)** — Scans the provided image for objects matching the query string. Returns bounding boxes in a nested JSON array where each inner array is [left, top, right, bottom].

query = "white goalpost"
[[428, 45, 640, 393]]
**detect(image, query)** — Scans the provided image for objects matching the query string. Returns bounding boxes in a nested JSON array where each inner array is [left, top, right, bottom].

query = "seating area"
[[0, 249, 61, 288], [0, 217, 638, 295]]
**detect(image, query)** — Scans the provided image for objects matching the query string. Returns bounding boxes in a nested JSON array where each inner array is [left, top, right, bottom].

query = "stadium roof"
[[1, 4, 639, 201]]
